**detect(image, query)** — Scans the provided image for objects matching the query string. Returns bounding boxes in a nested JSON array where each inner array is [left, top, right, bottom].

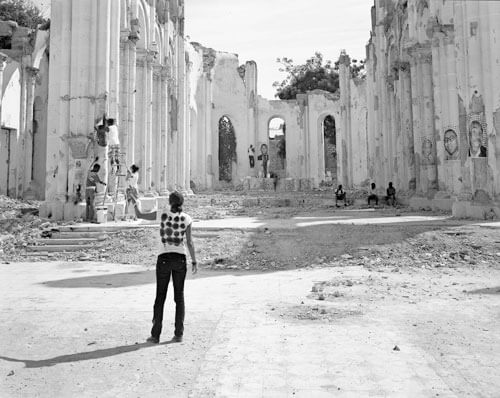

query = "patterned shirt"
[[86, 171, 104, 187], [159, 210, 193, 256]]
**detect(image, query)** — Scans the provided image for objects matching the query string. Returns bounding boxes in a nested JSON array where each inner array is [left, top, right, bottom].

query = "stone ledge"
[[452, 201, 500, 220], [409, 197, 454, 212]]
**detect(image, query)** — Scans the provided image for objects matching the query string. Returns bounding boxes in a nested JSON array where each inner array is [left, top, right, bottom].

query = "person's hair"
[[388, 182, 393, 187], [130, 164, 139, 173], [107, 118, 115, 125], [338, 184, 342, 189], [371, 183, 376, 189], [92, 164, 101, 172], [169, 191, 184, 213]]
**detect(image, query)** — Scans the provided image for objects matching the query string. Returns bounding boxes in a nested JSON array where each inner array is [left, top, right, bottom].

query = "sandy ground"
[[0, 205, 499, 397]]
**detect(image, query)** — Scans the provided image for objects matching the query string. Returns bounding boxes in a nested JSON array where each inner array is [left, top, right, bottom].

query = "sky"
[[30, 0, 373, 100], [185, 0, 373, 99]]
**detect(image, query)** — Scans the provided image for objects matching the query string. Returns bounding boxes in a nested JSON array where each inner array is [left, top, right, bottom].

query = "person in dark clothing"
[[386, 182, 396, 206], [147, 192, 197, 344], [335, 184, 347, 207], [85, 164, 106, 221], [368, 182, 379, 206]]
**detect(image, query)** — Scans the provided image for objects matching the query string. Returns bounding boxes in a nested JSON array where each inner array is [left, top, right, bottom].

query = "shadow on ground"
[[469, 286, 500, 295], [0, 339, 177, 368], [41, 270, 155, 288]]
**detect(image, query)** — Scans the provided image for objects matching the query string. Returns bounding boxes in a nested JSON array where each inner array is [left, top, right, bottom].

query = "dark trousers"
[[249, 156, 254, 168], [85, 187, 96, 221], [151, 252, 187, 339], [368, 194, 379, 205]]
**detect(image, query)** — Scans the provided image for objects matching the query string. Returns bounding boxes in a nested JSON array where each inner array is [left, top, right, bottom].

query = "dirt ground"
[[1, 193, 500, 396]]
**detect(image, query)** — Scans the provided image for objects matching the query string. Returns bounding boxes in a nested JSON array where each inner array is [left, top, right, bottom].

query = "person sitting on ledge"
[[335, 184, 347, 207], [386, 182, 396, 207], [367, 182, 379, 206]]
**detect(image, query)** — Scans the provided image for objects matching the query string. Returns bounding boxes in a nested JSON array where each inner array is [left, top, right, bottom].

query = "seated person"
[[368, 182, 379, 206], [386, 182, 396, 206], [335, 184, 347, 207]]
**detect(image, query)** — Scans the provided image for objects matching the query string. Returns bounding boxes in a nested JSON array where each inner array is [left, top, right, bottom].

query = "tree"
[[333, 58, 366, 79], [0, 0, 47, 30], [273, 52, 339, 100]]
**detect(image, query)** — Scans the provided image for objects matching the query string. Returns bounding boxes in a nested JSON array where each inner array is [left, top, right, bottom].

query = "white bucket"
[[95, 206, 108, 224]]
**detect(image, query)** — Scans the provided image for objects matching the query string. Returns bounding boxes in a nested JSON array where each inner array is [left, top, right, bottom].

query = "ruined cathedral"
[[0, 0, 499, 219]]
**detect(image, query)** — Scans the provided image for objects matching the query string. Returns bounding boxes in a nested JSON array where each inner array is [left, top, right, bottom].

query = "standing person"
[[335, 184, 347, 207], [125, 164, 140, 219], [386, 182, 396, 206], [85, 164, 106, 221], [367, 182, 379, 206], [147, 191, 197, 344]]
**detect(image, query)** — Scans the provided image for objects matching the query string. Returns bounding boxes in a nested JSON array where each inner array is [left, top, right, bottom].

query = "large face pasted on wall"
[[257, 143, 269, 177], [420, 137, 436, 166], [218, 116, 236, 182], [468, 118, 487, 158], [468, 91, 488, 158], [443, 128, 459, 160]]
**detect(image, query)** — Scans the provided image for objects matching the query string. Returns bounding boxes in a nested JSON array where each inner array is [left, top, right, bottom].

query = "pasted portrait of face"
[[260, 143, 268, 156], [443, 129, 459, 160], [468, 120, 487, 158], [421, 137, 435, 165]]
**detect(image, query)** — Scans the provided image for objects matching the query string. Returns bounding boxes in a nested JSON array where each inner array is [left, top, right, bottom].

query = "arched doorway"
[[218, 116, 236, 182], [323, 115, 336, 183], [268, 117, 286, 178]]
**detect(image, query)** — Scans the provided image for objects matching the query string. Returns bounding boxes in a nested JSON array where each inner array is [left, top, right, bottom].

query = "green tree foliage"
[[0, 0, 47, 29], [273, 52, 339, 100]]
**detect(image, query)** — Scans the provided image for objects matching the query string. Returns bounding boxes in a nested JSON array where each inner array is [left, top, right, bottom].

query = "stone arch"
[[218, 115, 237, 183], [267, 116, 286, 177], [319, 114, 337, 184], [136, 0, 150, 50]]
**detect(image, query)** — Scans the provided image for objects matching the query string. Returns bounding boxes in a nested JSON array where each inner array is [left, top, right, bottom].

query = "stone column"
[[338, 50, 351, 187], [15, 59, 28, 198], [23, 66, 39, 189], [152, 63, 162, 192], [135, 52, 146, 188], [398, 64, 416, 191], [119, 30, 130, 168], [144, 50, 154, 192], [409, 45, 438, 194], [160, 66, 169, 195], [176, 34, 187, 193], [127, 35, 138, 167]]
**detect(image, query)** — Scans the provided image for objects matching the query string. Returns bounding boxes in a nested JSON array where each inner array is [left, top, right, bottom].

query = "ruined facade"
[[1, 0, 190, 220], [2, 0, 500, 219], [359, 0, 500, 216], [0, 20, 49, 200], [187, 44, 365, 191]]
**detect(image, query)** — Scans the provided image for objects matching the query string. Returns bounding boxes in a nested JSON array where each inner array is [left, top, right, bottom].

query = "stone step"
[[25, 244, 98, 252], [53, 224, 153, 233], [50, 231, 110, 239], [35, 238, 101, 246]]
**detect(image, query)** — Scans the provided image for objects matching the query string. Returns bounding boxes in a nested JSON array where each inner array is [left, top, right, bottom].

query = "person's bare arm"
[[185, 224, 197, 274]]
